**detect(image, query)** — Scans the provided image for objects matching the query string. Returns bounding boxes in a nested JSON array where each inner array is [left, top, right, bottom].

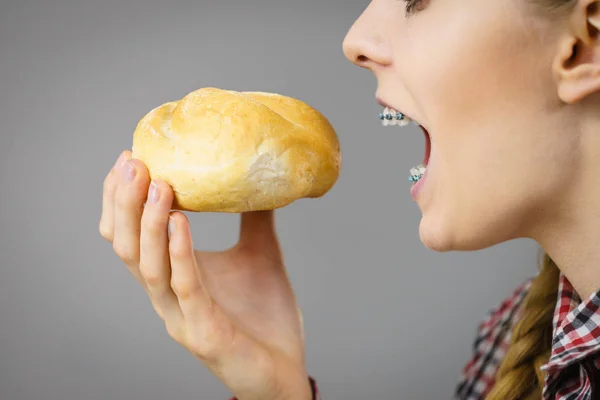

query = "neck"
[[534, 113, 600, 300], [538, 219, 600, 301]]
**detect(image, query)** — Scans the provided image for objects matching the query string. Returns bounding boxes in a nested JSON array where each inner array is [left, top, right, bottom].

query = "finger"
[[112, 158, 150, 284], [99, 151, 130, 242], [168, 212, 212, 320], [238, 210, 277, 249], [139, 180, 182, 320]]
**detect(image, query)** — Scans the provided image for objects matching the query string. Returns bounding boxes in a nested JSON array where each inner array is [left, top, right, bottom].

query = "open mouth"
[[379, 106, 431, 184]]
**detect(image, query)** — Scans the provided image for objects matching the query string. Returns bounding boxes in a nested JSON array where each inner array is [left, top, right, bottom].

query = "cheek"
[[402, 2, 540, 133], [398, 9, 555, 247], [422, 119, 576, 251], [394, 3, 577, 249]]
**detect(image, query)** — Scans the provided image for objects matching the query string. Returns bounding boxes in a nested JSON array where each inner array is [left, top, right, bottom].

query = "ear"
[[554, 0, 600, 104]]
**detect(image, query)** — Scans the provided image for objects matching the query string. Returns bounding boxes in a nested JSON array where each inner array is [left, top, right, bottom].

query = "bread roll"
[[131, 87, 341, 212]]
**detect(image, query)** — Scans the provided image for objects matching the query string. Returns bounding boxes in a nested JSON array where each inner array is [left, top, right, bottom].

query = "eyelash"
[[402, 0, 423, 15]]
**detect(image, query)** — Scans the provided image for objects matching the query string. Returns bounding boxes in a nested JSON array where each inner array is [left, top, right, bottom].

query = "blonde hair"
[[485, 252, 560, 400]]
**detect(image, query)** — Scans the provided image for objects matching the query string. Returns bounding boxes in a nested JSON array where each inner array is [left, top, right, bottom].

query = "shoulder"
[[454, 278, 533, 400]]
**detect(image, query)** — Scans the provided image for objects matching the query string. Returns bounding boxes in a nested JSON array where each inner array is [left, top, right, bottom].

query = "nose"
[[342, 3, 392, 70]]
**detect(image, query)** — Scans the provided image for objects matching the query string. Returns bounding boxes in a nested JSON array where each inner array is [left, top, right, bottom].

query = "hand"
[[99, 151, 312, 400]]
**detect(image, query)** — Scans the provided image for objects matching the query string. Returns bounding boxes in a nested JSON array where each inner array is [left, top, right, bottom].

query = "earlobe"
[[554, 0, 600, 104]]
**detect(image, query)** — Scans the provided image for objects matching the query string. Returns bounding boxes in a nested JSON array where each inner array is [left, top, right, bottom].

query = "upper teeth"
[[379, 107, 420, 127]]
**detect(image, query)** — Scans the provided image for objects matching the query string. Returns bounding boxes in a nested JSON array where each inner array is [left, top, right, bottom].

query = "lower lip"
[[410, 167, 428, 200]]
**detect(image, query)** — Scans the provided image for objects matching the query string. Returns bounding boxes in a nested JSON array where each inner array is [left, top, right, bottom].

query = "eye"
[[402, 0, 426, 15]]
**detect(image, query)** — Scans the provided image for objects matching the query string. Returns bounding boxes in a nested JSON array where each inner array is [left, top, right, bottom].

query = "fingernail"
[[148, 181, 159, 204], [114, 153, 126, 170], [123, 161, 135, 181], [168, 217, 176, 237]]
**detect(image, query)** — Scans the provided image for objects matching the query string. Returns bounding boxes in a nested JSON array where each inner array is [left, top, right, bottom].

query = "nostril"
[[357, 55, 369, 63]]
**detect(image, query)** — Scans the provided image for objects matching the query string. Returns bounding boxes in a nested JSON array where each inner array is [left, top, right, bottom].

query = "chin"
[[418, 216, 455, 252], [418, 212, 504, 252]]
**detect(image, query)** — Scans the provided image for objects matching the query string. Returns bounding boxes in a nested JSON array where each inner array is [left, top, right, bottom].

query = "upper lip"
[[376, 96, 423, 127]]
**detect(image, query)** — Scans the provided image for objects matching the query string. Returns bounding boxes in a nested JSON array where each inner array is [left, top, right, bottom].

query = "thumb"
[[238, 209, 277, 247]]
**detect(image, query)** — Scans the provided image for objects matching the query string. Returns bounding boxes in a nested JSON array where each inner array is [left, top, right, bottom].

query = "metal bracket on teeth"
[[379, 112, 404, 121], [408, 175, 423, 182]]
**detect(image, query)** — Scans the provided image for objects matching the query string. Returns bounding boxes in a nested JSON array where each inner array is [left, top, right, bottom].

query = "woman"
[[98, 0, 600, 398]]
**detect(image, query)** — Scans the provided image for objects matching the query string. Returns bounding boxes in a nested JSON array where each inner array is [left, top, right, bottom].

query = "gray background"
[[0, 1, 540, 399]]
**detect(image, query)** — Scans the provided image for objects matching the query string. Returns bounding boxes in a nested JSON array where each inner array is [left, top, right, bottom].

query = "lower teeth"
[[409, 164, 427, 183]]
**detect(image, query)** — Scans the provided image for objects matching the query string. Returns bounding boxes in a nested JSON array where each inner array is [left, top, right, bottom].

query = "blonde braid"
[[485, 252, 560, 400]]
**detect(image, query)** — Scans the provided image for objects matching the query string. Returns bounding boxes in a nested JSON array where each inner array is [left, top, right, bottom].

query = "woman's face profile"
[[342, 0, 599, 252]]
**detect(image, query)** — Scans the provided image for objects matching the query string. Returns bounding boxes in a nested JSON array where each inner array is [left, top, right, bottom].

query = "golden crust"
[[131, 87, 341, 212]]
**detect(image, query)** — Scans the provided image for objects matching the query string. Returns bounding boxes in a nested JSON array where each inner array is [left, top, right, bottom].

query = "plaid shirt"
[[456, 272, 600, 399], [230, 273, 599, 400]]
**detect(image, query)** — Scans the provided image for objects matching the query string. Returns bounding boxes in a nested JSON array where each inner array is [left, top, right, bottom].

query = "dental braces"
[[378, 111, 406, 121], [408, 165, 426, 183], [378, 111, 425, 183]]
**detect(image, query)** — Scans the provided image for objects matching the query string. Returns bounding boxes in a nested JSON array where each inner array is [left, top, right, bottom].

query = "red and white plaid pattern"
[[455, 273, 600, 400], [454, 279, 532, 399], [541, 274, 600, 400], [228, 273, 599, 400]]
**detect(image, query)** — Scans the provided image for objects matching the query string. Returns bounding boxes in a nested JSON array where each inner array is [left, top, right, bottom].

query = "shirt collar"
[[541, 273, 600, 374]]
